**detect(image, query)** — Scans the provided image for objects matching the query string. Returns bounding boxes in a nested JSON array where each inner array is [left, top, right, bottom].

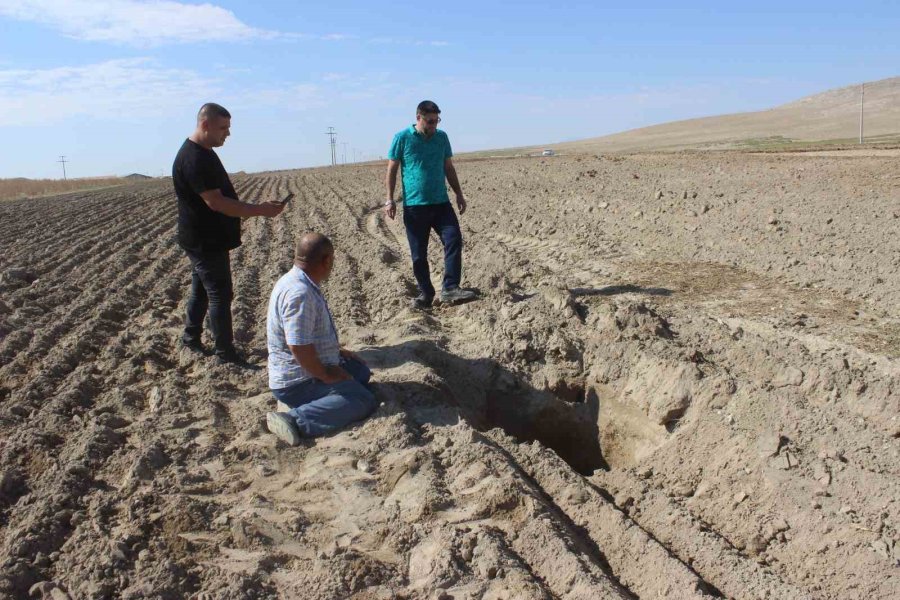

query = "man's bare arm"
[[200, 189, 285, 218], [289, 344, 351, 384], [383, 160, 401, 219], [445, 158, 463, 197], [444, 158, 466, 215], [385, 160, 400, 201]]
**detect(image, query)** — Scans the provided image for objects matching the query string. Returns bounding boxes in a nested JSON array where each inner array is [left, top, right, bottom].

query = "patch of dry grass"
[[0, 177, 127, 201]]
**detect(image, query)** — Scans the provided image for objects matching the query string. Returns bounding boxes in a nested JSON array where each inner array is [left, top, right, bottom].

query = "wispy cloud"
[[0, 58, 218, 126], [0, 1, 447, 48], [370, 36, 449, 47], [0, 59, 352, 127], [321, 33, 356, 41], [0, 0, 279, 46], [241, 83, 328, 111]]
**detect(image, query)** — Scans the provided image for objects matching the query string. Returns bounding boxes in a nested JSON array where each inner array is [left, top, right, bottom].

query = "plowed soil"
[[1, 151, 898, 600]]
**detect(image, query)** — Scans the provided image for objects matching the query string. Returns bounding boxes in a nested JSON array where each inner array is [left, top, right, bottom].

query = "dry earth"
[[1, 151, 899, 599]]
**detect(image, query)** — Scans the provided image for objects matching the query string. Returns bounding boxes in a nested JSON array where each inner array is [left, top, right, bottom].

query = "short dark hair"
[[197, 102, 231, 122], [294, 232, 333, 265], [416, 100, 441, 115]]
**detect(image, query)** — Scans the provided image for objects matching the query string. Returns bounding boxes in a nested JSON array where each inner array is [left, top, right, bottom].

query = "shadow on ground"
[[571, 284, 672, 297]]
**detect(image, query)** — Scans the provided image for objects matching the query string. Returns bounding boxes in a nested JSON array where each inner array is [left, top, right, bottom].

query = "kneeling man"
[[266, 233, 377, 445]]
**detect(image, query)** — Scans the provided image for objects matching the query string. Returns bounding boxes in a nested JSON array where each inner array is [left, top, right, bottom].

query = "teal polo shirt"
[[388, 125, 453, 206]]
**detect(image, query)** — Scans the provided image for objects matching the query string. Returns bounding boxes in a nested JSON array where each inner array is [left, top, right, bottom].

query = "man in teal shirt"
[[384, 100, 476, 309]]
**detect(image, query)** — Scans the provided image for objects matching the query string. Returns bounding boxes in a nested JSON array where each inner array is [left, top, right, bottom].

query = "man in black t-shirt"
[[173, 102, 285, 365]]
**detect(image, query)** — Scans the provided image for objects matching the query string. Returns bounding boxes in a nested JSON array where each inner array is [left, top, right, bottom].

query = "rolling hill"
[[551, 76, 900, 153]]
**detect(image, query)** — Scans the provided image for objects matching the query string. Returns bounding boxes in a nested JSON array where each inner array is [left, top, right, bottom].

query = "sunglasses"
[[420, 116, 441, 125]]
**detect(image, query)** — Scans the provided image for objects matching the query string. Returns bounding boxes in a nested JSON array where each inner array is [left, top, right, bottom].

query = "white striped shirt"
[[266, 266, 340, 389]]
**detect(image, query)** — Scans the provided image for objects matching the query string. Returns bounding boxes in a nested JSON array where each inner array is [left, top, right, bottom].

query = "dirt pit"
[[1, 151, 898, 599]]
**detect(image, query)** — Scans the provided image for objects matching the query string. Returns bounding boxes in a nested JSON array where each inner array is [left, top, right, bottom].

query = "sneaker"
[[216, 348, 260, 370], [440, 286, 476, 304], [266, 412, 301, 446], [411, 294, 433, 309]]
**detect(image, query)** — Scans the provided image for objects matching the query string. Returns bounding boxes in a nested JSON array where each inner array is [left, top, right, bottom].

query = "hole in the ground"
[[482, 380, 607, 476]]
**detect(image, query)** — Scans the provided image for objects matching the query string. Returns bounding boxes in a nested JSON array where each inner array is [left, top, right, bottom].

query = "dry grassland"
[[0, 177, 128, 202]]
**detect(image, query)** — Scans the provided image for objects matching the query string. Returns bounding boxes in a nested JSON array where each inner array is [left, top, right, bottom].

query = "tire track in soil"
[[364, 208, 404, 256], [589, 468, 813, 600], [430, 423, 637, 599], [358, 208, 421, 320], [490, 432, 806, 600], [315, 178, 384, 326]]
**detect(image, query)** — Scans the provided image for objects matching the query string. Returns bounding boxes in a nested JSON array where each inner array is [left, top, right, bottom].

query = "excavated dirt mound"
[[0, 152, 898, 599]]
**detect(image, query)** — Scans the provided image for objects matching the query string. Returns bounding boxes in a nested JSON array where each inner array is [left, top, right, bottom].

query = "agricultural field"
[[0, 151, 898, 599]]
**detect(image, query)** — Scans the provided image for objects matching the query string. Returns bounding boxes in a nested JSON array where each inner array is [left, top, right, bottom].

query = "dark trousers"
[[402, 202, 462, 298], [183, 249, 234, 354]]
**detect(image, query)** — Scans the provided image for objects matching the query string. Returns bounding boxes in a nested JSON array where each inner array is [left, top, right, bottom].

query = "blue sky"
[[0, 1, 898, 178]]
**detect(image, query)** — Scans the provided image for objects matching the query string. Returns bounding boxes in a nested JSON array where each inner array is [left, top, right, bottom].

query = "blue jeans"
[[271, 357, 378, 438], [183, 249, 234, 355], [402, 202, 462, 298]]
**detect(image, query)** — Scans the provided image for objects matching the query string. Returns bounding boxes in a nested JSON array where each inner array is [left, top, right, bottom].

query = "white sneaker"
[[266, 412, 301, 446]]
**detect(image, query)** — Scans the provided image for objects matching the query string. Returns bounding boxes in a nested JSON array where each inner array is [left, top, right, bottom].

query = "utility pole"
[[58, 155, 68, 180], [859, 83, 865, 144], [325, 127, 337, 166], [342, 142, 348, 165]]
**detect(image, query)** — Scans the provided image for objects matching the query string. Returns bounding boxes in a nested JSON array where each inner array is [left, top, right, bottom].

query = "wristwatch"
[[383, 200, 395, 207]]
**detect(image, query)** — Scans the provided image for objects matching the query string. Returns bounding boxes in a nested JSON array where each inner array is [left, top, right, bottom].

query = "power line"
[[859, 83, 865, 144], [325, 127, 337, 166], [57, 155, 68, 180]]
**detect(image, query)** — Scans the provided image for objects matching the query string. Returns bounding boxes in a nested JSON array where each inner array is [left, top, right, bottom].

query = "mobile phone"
[[280, 192, 294, 205]]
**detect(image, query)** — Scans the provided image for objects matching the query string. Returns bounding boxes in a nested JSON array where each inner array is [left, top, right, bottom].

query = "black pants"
[[183, 249, 234, 355], [402, 202, 462, 298]]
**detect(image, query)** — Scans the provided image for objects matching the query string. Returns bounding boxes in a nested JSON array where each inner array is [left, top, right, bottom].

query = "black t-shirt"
[[172, 139, 241, 252]]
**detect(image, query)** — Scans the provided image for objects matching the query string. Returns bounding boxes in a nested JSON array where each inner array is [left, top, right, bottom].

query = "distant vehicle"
[[541, 149, 555, 156]]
